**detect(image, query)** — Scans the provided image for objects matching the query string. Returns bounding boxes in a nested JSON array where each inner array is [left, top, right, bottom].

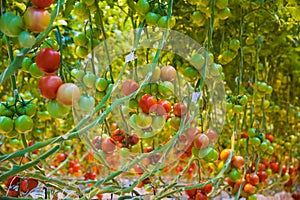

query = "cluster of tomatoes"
[[4, 176, 39, 197], [0, 99, 36, 137], [0, 0, 53, 48], [36, 47, 82, 118], [135, 0, 174, 28]]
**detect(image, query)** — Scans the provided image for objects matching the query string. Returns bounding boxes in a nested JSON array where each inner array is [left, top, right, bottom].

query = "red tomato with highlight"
[[156, 99, 171, 115], [111, 128, 125, 142], [102, 138, 116, 153], [36, 48, 61, 73], [139, 94, 157, 113], [185, 184, 197, 197], [4, 176, 20, 187], [20, 178, 38, 193], [24, 7, 50, 33], [31, 0, 54, 8], [173, 102, 187, 117], [38, 74, 62, 99]]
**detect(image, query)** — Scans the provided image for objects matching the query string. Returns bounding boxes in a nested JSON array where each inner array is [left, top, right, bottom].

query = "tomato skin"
[[220, 149, 231, 161], [193, 134, 209, 149], [7, 189, 19, 197], [38, 74, 63, 99], [195, 192, 208, 200], [246, 173, 260, 186], [47, 100, 70, 118], [56, 83, 81, 106], [160, 65, 177, 82], [111, 129, 125, 142], [185, 184, 197, 197], [139, 94, 157, 114], [20, 178, 38, 193], [231, 155, 245, 169], [173, 103, 187, 117], [0, 12, 24, 37], [0, 116, 14, 134], [18, 31, 35, 48], [14, 115, 34, 134], [156, 100, 171, 115], [121, 80, 139, 96], [243, 183, 256, 194], [128, 134, 139, 145], [4, 176, 20, 187], [23, 7, 50, 33], [36, 48, 61, 73], [31, 0, 54, 8], [102, 138, 116, 153]]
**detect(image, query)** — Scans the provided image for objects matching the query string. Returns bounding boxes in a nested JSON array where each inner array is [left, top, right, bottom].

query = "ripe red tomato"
[[7, 189, 18, 197], [206, 129, 218, 143], [4, 176, 20, 187], [193, 134, 209, 149], [20, 178, 38, 193], [266, 134, 274, 143], [185, 184, 197, 197], [31, 0, 54, 8], [111, 128, 125, 142], [200, 181, 213, 194], [257, 171, 268, 182], [38, 74, 62, 99], [57, 152, 66, 162], [128, 134, 139, 145], [173, 103, 187, 117], [270, 162, 280, 173], [160, 65, 177, 82], [139, 94, 157, 113], [36, 48, 61, 73], [246, 173, 260, 186], [121, 80, 139, 96], [243, 183, 256, 194], [56, 83, 81, 106], [156, 99, 171, 115], [195, 192, 208, 200], [23, 7, 50, 33], [220, 149, 231, 161], [186, 127, 200, 141], [102, 138, 116, 153], [231, 155, 245, 169], [134, 165, 144, 175]]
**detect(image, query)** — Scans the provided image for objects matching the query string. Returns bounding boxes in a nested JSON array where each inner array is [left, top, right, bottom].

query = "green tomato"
[[135, 0, 150, 15], [232, 105, 243, 113], [74, 32, 87, 46], [119, 147, 130, 158], [203, 148, 219, 162], [248, 194, 258, 200], [14, 115, 34, 134], [78, 95, 95, 113], [259, 141, 268, 152], [73, 2, 89, 20], [135, 112, 152, 129], [83, 72, 96, 89], [157, 16, 168, 28], [229, 39, 240, 52], [0, 116, 14, 134], [76, 46, 89, 58], [183, 66, 199, 82], [191, 11, 205, 26], [248, 128, 256, 137], [216, 0, 228, 9], [249, 137, 261, 148], [0, 103, 14, 117], [47, 100, 70, 119], [71, 68, 85, 81], [158, 81, 174, 97], [151, 115, 165, 130], [145, 12, 160, 26], [95, 77, 108, 92], [229, 168, 241, 182], [0, 12, 24, 37], [22, 57, 32, 73], [190, 53, 205, 70], [29, 63, 44, 78], [218, 7, 231, 20], [18, 31, 35, 48]]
